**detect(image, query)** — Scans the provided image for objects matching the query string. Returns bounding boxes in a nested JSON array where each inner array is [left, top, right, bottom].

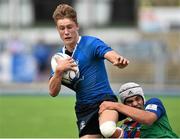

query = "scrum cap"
[[119, 82, 146, 104]]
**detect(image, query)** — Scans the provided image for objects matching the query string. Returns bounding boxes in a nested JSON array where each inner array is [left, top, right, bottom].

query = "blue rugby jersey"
[[50, 36, 115, 104]]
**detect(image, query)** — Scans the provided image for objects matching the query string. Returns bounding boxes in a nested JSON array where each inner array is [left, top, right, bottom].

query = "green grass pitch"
[[0, 95, 179, 138]]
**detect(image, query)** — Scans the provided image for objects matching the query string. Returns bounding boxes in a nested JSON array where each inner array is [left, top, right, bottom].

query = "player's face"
[[56, 18, 79, 48], [124, 95, 144, 110]]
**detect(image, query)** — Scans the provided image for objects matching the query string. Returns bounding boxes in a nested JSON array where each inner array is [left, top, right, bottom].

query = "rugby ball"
[[51, 53, 79, 83]]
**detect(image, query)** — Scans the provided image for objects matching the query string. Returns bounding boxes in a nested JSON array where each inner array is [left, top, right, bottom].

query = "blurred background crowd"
[[0, 0, 180, 95]]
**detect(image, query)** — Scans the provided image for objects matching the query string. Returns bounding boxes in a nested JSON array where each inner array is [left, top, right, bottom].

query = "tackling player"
[[48, 3, 129, 138], [99, 82, 179, 138]]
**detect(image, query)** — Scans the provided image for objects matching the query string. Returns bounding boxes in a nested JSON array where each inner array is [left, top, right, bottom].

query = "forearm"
[[116, 103, 157, 125], [48, 73, 62, 97], [104, 50, 129, 68], [104, 50, 121, 64]]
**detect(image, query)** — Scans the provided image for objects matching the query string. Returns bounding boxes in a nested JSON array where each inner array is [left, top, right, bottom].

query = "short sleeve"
[[145, 98, 166, 119], [93, 38, 112, 58]]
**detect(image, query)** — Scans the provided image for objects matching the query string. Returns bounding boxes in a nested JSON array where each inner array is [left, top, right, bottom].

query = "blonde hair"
[[52, 4, 78, 25]]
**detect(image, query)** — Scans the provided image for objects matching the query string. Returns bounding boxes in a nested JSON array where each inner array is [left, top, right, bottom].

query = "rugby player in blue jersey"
[[99, 82, 179, 138], [48, 4, 129, 138]]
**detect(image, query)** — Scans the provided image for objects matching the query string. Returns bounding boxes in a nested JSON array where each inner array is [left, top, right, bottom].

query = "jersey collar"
[[62, 36, 81, 57]]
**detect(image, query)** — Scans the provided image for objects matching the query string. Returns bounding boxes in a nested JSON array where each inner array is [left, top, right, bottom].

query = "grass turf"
[[0, 95, 179, 138]]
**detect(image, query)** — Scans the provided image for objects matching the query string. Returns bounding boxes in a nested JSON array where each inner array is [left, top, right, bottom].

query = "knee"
[[99, 121, 116, 137]]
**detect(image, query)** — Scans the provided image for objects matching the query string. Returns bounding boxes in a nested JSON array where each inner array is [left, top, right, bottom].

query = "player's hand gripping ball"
[[51, 53, 79, 84]]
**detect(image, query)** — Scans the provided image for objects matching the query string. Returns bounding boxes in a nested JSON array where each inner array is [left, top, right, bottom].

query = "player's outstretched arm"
[[104, 50, 129, 68]]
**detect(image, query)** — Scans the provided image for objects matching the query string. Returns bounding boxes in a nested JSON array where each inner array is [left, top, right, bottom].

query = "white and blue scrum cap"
[[119, 82, 146, 104]]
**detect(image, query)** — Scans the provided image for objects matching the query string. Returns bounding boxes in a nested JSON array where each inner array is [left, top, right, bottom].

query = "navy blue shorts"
[[75, 94, 126, 137]]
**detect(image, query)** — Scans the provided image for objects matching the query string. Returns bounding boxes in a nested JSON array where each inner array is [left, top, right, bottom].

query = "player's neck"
[[65, 45, 75, 52], [66, 36, 79, 52], [66, 36, 80, 52]]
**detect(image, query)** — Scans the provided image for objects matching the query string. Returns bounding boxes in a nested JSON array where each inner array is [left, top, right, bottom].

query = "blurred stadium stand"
[[0, 0, 180, 95]]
